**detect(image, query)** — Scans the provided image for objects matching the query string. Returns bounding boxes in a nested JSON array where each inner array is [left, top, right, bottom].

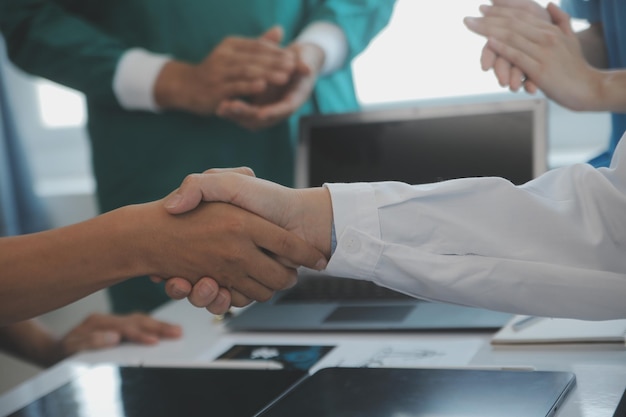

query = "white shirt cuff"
[[113, 48, 171, 112], [296, 21, 348, 76]]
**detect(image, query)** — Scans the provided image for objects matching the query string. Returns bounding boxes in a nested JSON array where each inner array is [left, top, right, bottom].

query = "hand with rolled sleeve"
[[215, 41, 324, 130], [216, 22, 346, 130], [152, 26, 299, 116]]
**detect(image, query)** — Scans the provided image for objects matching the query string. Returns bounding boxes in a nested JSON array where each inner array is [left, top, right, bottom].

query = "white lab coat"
[[325, 136, 626, 320]]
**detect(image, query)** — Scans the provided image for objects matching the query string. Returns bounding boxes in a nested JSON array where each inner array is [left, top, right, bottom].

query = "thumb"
[[260, 25, 284, 44], [547, 3, 574, 35], [163, 167, 255, 214], [163, 187, 202, 214]]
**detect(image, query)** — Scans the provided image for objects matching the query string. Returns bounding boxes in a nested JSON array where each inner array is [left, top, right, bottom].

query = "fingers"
[[202, 166, 256, 177], [508, 65, 527, 92], [493, 55, 512, 87], [59, 313, 182, 358], [218, 37, 296, 86], [223, 96, 296, 127], [251, 217, 327, 272], [207, 287, 234, 315], [149, 275, 164, 284], [546, 2, 574, 34], [481, 42, 529, 92], [184, 278, 223, 307], [215, 99, 271, 131], [164, 277, 193, 299], [229, 288, 254, 309], [220, 78, 269, 99], [217, 77, 312, 131], [468, 0, 556, 92], [164, 277, 234, 315], [260, 25, 284, 44], [61, 330, 122, 357], [163, 275, 242, 315], [480, 43, 497, 71], [523, 79, 539, 94]]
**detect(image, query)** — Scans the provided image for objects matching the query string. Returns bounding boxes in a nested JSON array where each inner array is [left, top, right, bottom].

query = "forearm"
[[294, 187, 333, 259], [325, 153, 626, 319], [153, 60, 197, 111], [327, 228, 626, 320], [572, 24, 626, 112], [589, 69, 626, 113], [570, 23, 626, 112], [330, 166, 626, 277], [576, 23, 607, 69], [0, 205, 148, 326], [0, 320, 61, 367]]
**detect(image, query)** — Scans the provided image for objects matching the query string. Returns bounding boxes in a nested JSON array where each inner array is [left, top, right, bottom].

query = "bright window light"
[[36, 79, 86, 128], [353, 0, 576, 106]]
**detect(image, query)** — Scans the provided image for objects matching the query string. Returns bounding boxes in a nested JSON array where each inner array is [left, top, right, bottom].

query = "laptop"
[[226, 97, 548, 332], [257, 367, 575, 417]]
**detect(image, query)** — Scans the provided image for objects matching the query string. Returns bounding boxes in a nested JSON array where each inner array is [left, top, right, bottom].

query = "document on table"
[[198, 334, 485, 373], [491, 315, 626, 345]]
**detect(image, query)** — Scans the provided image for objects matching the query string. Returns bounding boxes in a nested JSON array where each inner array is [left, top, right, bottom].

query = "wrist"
[[298, 187, 333, 259], [295, 42, 325, 76], [121, 202, 171, 278], [154, 60, 196, 111], [595, 70, 626, 113], [100, 204, 160, 279], [44, 339, 67, 367]]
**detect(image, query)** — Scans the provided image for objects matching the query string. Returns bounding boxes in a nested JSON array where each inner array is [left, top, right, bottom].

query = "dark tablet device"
[[613, 387, 626, 417], [6, 365, 307, 417], [256, 367, 576, 417]]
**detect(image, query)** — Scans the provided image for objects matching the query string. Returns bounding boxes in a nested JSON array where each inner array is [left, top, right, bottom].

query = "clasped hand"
[[155, 26, 323, 130], [464, 0, 602, 111]]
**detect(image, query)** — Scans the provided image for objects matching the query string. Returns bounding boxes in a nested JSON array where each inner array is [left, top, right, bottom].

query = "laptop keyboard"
[[277, 277, 414, 303]]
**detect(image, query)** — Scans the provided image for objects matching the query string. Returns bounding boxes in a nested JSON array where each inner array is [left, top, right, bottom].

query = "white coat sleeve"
[[324, 137, 626, 320]]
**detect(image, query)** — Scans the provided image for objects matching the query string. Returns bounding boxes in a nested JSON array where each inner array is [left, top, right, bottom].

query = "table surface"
[[2, 300, 625, 417]]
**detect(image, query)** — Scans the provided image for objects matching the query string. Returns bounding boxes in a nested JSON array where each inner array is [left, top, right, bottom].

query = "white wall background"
[[0, 0, 611, 395]]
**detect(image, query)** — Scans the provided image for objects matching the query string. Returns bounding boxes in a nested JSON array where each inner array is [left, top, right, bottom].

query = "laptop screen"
[[296, 98, 547, 188]]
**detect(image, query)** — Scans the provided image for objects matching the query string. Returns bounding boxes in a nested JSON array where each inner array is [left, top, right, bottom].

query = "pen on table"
[[511, 316, 543, 332]]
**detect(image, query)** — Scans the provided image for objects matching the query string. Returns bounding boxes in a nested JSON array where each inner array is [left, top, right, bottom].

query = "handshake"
[[0, 167, 331, 326], [149, 167, 333, 316]]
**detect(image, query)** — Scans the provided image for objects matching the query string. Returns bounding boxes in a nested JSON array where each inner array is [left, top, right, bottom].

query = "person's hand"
[[464, 2, 603, 110], [152, 276, 233, 315], [216, 42, 324, 130], [138, 194, 327, 306], [163, 169, 333, 258], [151, 168, 254, 314], [472, 0, 551, 93], [50, 313, 181, 365], [153, 26, 298, 116]]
